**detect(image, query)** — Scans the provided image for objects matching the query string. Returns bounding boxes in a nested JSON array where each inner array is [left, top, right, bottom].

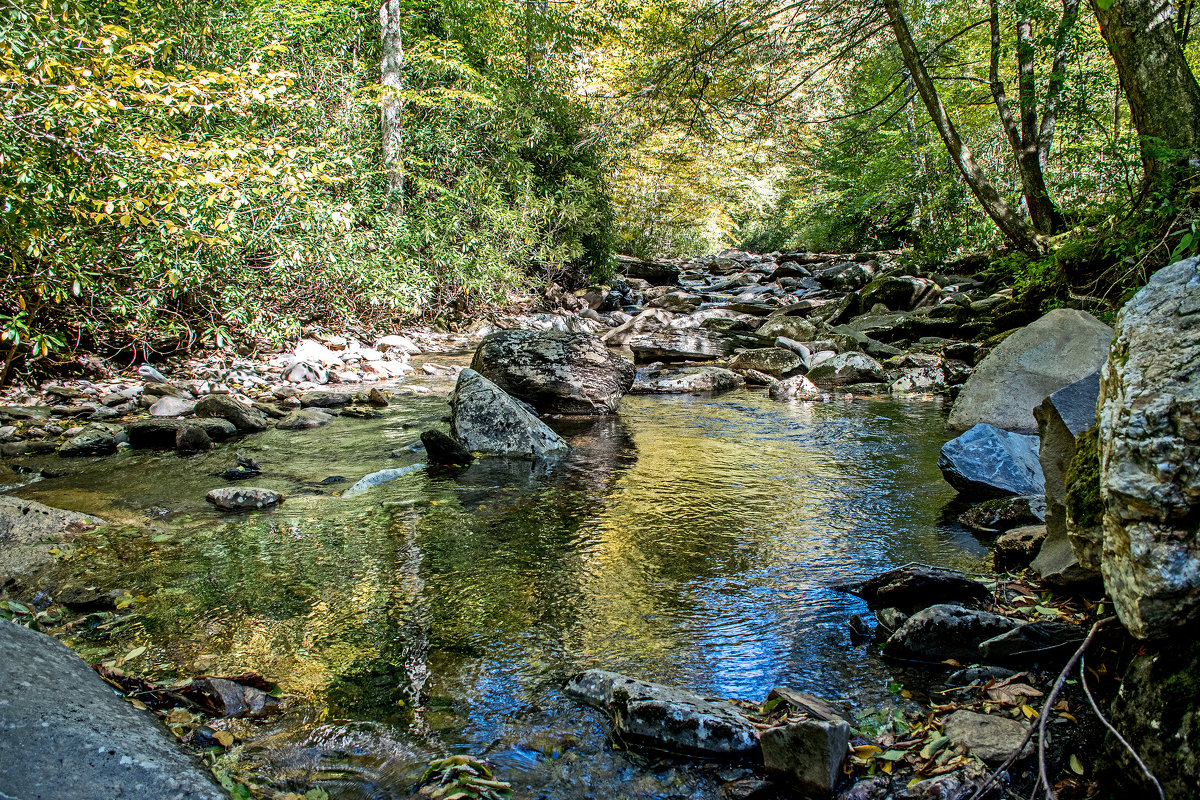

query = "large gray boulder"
[[450, 369, 568, 459], [0, 619, 225, 799], [564, 669, 759, 757], [127, 418, 237, 449], [760, 690, 850, 797], [727, 347, 802, 377], [938, 423, 1045, 498], [470, 330, 635, 415], [627, 328, 766, 361], [1098, 257, 1200, 639], [948, 308, 1112, 432]]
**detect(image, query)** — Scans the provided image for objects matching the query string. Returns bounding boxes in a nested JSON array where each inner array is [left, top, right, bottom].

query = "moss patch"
[[1065, 426, 1102, 529]]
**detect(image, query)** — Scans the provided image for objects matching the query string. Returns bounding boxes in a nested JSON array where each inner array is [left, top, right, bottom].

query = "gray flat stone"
[[0, 619, 225, 799]]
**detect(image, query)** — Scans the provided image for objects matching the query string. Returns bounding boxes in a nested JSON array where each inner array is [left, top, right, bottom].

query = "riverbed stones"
[[276, 408, 334, 430], [728, 347, 802, 377], [993, 525, 1047, 572], [470, 330, 635, 414], [450, 368, 568, 459], [769, 374, 821, 401], [938, 423, 1045, 498], [617, 254, 681, 286], [1098, 256, 1200, 639], [176, 424, 213, 453], [942, 710, 1031, 764], [421, 429, 474, 465], [57, 425, 118, 457], [0, 620, 225, 800], [205, 487, 283, 511], [299, 390, 352, 408], [977, 619, 1083, 665], [761, 718, 849, 797], [149, 395, 195, 417], [846, 564, 991, 614], [806, 352, 886, 386], [958, 495, 1046, 534], [883, 604, 1021, 662], [630, 366, 744, 395], [0, 497, 103, 580], [627, 328, 765, 361], [564, 670, 759, 757], [194, 393, 268, 432], [947, 308, 1113, 433], [127, 418, 237, 449]]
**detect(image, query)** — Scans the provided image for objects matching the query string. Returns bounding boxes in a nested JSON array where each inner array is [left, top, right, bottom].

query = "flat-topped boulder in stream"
[[0, 619, 225, 800], [471, 330, 635, 414], [450, 368, 568, 459], [938, 423, 1044, 498], [565, 669, 759, 757], [127, 418, 237, 449]]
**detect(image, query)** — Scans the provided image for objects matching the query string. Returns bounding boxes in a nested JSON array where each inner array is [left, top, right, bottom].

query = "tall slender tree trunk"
[[380, 0, 405, 207], [988, 0, 1072, 234], [1090, 0, 1200, 189], [884, 0, 1044, 255]]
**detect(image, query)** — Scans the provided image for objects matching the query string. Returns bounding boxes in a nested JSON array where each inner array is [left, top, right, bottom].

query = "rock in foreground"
[[883, 604, 1021, 662], [450, 369, 568, 459], [0, 619, 224, 800], [564, 669, 759, 757], [1098, 256, 1200, 639]]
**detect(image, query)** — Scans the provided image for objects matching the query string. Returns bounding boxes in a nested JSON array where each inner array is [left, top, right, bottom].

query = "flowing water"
[[6, 378, 989, 799]]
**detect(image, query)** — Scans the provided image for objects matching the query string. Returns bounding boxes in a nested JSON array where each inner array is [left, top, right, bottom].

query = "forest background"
[[2, 0, 1198, 383]]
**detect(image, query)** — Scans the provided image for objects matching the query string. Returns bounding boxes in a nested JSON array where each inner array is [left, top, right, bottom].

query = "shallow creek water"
[[6, 375, 990, 799]]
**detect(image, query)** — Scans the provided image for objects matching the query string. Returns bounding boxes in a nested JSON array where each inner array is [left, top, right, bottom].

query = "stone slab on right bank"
[[948, 308, 1112, 433]]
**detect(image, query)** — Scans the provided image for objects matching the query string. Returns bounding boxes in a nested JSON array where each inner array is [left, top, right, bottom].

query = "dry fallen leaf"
[[987, 683, 1045, 705], [214, 730, 235, 747]]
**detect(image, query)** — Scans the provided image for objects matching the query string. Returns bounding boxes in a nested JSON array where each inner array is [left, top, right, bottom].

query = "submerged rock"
[[471, 330, 635, 414], [1097, 256, 1200, 639], [947, 308, 1112, 433], [0, 619, 225, 800], [564, 669, 759, 757], [0, 497, 103, 581], [938, 423, 1044, 498], [344, 464, 427, 496], [205, 487, 283, 511], [276, 409, 334, 430], [450, 369, 568, 459]]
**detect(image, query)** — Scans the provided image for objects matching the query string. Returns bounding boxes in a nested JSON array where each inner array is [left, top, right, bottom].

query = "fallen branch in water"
[[1078, 652, 1165, 800]]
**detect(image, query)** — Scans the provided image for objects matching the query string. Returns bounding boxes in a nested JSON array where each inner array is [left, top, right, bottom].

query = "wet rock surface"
[[205, 486, 283, 511], [450, 368, 568, 459], [565, 669, 760, 757], [0, 619, 225, 800], [883, 604, 1021, 662]]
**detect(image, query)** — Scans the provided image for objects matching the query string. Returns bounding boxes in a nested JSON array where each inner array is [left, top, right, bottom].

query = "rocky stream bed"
[[1, 251, 1197, 800]]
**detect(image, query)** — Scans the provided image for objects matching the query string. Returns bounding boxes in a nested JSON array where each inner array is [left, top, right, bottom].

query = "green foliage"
[[0, 0, 613, 381]]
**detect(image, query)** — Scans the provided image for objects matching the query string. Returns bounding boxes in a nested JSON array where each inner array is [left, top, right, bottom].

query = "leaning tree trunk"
[[884, 0, 1044, 255], [1090, 0, 1200, 189], [380, 0, 405, 206]]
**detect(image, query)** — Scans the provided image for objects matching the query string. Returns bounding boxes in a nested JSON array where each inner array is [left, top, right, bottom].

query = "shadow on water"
[[6, 388, 989, 798]]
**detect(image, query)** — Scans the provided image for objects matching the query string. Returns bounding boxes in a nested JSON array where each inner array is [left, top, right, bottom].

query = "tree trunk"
[[380, 0, 405, 205], [884, 0, 1044, 255], [1090, 0, 1200, 188]]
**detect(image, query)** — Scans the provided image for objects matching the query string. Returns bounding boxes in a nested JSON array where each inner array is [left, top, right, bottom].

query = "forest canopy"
[[2, 0, 1198, 382]]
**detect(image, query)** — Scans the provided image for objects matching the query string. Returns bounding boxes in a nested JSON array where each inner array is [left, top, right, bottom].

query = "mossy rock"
[[1065, 426, 1102, 530]]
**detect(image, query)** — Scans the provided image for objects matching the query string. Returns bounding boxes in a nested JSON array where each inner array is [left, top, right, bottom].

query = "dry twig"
[[1078, 653, 1165, 800]]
